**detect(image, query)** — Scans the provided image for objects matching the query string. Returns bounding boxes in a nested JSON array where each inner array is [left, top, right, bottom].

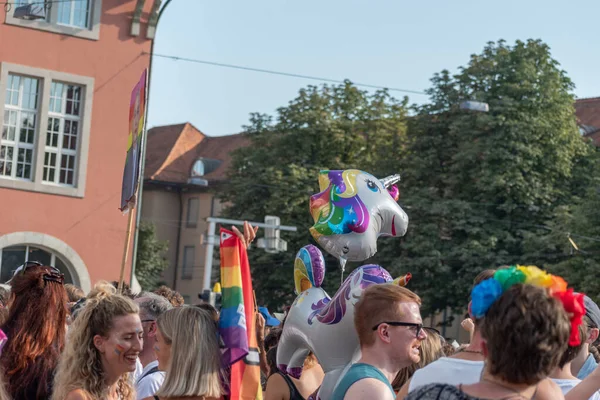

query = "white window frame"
[[0, 244, 74, 285], [43, 82, 83, 187], [5, 0, 102, 41], [0, 63, 94, 198], [56, 0, 91, 29], [1, 74, 39, 181]]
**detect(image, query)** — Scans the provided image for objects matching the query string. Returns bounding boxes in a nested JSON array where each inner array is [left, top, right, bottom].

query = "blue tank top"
[[331, 363, 395, 400]]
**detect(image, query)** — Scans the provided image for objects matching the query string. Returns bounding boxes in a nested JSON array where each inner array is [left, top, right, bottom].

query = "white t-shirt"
[[131, 358, 143, 384], [552, 378, 600, 400], [408, 357, 484, 393], [136, 360, 165, 400]]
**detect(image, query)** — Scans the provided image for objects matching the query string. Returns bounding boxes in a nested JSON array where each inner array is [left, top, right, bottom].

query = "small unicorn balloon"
[[277, 245, 411, 400], [309, 170, 409, 265]]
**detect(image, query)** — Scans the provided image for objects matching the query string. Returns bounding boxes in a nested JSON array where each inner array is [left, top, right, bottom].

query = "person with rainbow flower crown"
[[406, 265, 586, 400]]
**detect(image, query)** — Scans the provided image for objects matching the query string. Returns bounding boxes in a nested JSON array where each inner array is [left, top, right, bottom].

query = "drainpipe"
[[130, 0, 174, 287], [172, 186, 183, 290]]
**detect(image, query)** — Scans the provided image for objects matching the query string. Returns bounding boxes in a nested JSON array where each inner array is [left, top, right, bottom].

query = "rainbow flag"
[[219, 228, 263, 400]]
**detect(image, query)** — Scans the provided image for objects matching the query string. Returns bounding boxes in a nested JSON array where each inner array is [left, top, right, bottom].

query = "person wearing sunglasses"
[[0, 261, 68, 399], [331, 283, 427, 400], [571, 295, 600, 380], [392, 327, 446, 393], [134, 292, 173, 400]]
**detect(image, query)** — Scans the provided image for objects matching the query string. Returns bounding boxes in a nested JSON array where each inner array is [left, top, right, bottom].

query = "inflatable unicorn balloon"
[[277, 245, 411, 400], [309, 170, 409, 264]]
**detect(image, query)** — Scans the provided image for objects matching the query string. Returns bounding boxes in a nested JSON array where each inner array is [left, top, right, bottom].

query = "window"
[[0, 63, 94, 197], [6, 0, 101, 41], [186, 197, 199, 228], [182, 246, 195, 280], [0, 245, 73, 284], [43, 82, 82, 186], [57, 0, 90, 28], [192, 160, 205, 176], [1, 75, 39, 180]]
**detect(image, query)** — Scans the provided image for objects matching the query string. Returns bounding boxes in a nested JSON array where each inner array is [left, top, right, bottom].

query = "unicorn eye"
[[366, 179, 379, 192]]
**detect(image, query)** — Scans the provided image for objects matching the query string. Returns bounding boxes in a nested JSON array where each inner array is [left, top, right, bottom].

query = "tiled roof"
[[144, 123, 249, 184], [575, 97, 600, 143]]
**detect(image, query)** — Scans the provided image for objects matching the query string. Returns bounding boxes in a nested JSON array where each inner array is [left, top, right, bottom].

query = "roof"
[[144, 123, 250, 184], [575, 97, 600, 141]]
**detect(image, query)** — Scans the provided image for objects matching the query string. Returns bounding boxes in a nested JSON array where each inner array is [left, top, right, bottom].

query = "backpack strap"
[[137, 366, 160, 384]]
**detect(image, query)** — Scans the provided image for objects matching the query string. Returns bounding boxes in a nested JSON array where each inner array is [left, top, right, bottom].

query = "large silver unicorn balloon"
[[309, 170, 409, 267]]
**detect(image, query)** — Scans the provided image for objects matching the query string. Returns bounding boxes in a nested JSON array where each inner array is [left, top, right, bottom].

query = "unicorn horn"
[[380, 174, 401, 188], [393, 273, 412, 287]]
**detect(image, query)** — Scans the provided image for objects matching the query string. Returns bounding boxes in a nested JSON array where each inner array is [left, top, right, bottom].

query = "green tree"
[[220, 81, 409, 309], [135, 222, 169, 291], [377, 39, 594, 316]]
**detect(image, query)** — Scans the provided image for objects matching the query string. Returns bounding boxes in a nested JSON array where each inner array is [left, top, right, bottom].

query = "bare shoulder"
[[64, 389, 90, 400], [396, 378, 411, 399], [536, 378, 565, 400], [344, 378, 395, 400], [265, 373, 289, 400]]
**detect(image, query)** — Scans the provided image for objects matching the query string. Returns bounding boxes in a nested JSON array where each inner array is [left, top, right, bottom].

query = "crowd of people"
[[1, 226, 600, 400]]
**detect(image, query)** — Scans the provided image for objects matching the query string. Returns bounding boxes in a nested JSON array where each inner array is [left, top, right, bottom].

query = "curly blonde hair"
[[52, 281, 139, 400]]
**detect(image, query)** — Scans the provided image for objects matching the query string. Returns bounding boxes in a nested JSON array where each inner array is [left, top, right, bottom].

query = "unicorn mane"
[[308, 265, 392, 326], [309, 170, 370, 238]]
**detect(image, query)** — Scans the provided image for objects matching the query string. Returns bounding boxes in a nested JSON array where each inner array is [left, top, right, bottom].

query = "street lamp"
[[460, 100, 490, 112]]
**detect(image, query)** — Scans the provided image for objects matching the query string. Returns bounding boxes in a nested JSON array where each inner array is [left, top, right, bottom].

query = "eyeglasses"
[[423, 326, 441, 336], [372, 321, 424, 338]]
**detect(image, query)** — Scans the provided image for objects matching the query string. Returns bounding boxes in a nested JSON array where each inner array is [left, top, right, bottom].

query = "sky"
[[147, 0, 600, 137]]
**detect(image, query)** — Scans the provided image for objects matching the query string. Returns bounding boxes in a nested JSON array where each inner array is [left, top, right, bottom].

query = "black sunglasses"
[[372, 321, 424, 338], [18, 261, 64, 284]]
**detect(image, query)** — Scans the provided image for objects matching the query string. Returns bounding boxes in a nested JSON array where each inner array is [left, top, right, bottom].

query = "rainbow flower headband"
[[471, 265, 585, 346]]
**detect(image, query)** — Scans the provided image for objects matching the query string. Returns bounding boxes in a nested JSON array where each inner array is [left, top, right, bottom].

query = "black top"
[[277, 372, 305, 400]]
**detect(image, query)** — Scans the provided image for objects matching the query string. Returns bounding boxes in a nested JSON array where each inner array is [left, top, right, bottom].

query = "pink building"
[[0, 0, 159, 291]]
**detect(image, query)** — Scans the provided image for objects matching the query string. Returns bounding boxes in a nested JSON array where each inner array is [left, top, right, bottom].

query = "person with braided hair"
[[52, 281, 143, 400]]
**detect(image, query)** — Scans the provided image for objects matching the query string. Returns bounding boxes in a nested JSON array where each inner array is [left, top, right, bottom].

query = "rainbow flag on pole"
[[219, 228, 263, 400]]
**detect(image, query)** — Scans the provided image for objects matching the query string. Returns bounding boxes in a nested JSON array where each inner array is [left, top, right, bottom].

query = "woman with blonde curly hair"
[[52, 281, 143, 400]]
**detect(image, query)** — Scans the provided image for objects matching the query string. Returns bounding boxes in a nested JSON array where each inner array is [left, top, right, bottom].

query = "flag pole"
[[118, 204, 136, 293]]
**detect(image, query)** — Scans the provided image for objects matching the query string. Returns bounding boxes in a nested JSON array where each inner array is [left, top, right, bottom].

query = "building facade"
[[142, 123, 249, 303], [0, 0, 159, 291]]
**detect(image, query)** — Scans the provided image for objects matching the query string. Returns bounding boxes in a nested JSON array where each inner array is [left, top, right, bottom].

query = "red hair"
[[0, 265, 68, 399]]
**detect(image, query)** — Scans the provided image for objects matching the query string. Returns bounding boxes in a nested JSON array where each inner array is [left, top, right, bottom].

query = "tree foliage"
[[377, 39, 595, 315], [135, 222, 169, 291], [221, 40, 600, 316]]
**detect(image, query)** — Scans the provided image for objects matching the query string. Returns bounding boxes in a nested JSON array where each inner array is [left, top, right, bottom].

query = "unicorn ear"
[[388, 185, 400, 201], [317, 170, 331, 192]]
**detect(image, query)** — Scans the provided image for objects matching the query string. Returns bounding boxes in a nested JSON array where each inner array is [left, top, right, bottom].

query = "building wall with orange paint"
[[0, 0, 155, 291]]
